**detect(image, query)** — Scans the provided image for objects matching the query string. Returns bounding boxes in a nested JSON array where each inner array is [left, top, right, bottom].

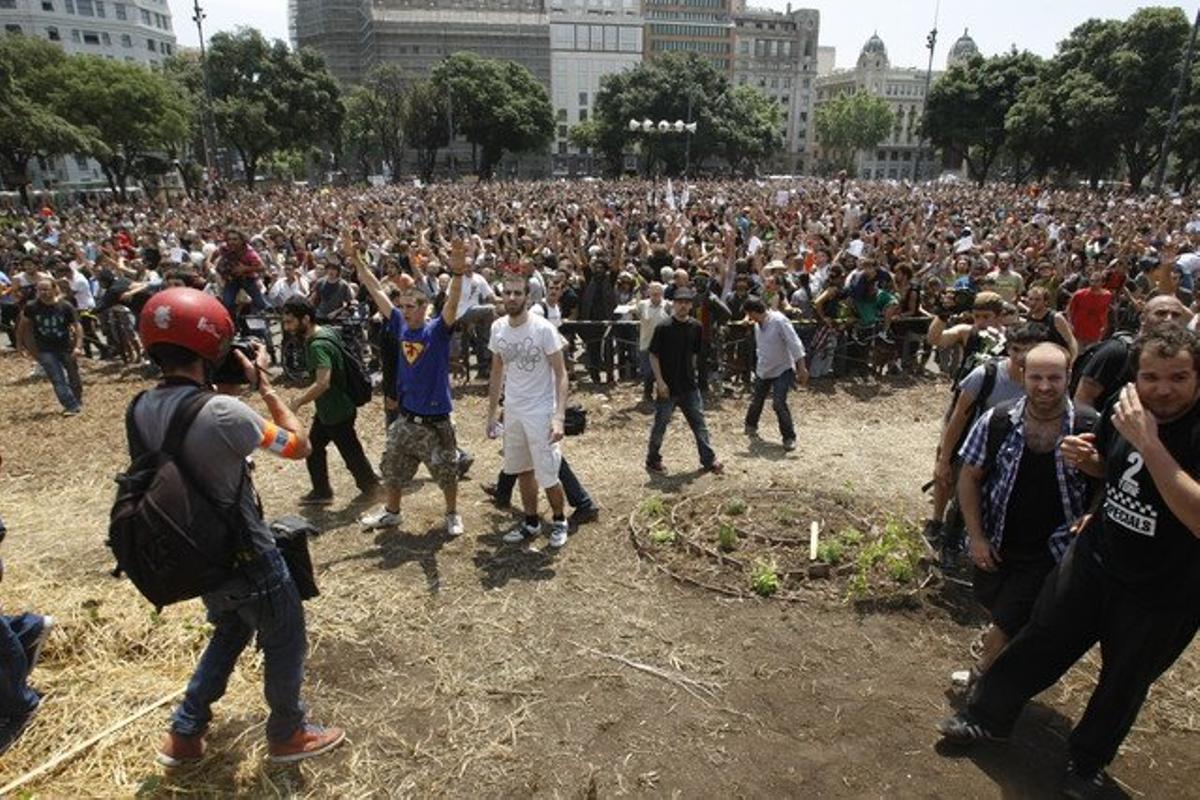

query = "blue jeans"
[[494, 455, 595, 510], [0, 612, 44, 719], [35, 349, 81, 411], [638, 350, 654, 397], [221, 278, 268, 313], [744, 369, 796, 442], [647, 388, 716, 468], [171, 549, 307, 743]]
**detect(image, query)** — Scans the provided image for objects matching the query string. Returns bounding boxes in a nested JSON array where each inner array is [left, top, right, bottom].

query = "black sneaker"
[[0, 697, 40, 757], [936, 711, 1007, 743], [1061, 761, 1107, 800], [922, 519, 944, 549], [299, 491, 334, 506], [569, 505, 600, 527], [646, 461, 666, 475], [481, 483, 511, 509]]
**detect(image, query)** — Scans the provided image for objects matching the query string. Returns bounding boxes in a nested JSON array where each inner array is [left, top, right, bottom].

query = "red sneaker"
[[156, 730, 206, 767], [267, 723, 346, 764]]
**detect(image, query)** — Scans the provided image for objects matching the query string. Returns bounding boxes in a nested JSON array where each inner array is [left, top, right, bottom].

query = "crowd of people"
[[1, 177, 1199, 798]]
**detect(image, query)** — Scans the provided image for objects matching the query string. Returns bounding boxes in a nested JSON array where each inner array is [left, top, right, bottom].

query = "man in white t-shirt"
[[487, 274, 571, 549]]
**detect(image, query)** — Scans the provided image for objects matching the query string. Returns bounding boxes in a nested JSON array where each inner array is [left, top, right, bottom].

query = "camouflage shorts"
[[380, 416, 459, 491]]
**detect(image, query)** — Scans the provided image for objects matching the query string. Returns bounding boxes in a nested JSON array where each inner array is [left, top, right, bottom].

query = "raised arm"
[[440, 239, 467, 328], [347, 233, 393, 318]]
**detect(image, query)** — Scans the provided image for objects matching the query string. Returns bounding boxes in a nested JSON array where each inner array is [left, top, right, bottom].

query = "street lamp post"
[[628, 117, 698, 179], [192, 0, 221, 186], [913, 3, 939, 183]]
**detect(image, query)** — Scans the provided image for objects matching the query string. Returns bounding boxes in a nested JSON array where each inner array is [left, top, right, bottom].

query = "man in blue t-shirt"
[[350, 235, 466, 537]]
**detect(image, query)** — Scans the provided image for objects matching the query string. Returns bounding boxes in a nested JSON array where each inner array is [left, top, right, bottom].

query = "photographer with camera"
[[131, 288, 344, 767]]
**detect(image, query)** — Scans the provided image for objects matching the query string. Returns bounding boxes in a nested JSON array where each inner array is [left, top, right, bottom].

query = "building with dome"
[[812, 31, 943, 180], [946, 28, 979, 69]]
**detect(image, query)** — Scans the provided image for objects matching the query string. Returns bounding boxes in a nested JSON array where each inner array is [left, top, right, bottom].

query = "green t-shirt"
[[306, 329, 356, 425]]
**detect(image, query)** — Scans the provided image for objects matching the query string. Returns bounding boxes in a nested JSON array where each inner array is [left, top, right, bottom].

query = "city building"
[[549, 0, 643, 176], [642, 0, 734, 74], [730, 3, 818, 173], [289, 0, 363, 84], [815, 44, 833, 76], [0, 0, 178, 188], [812, 32, 942, 180], [945, 27, 979, 69]]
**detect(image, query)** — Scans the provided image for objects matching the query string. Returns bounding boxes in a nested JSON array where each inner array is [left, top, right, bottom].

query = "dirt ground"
[[0, 353, 1196, 798]]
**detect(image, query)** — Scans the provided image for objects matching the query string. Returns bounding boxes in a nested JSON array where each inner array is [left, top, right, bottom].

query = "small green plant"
[[717, 522, 738, 552], [838, 527, 865, 546], [649, 527, 677, 545], [776, 506, 796, 524], [641, 496, 666, 517], [847, 517, 923, 599], [816, 538, 846, 565], [724, 498, 748, 516], [750, 558, 780, 597]]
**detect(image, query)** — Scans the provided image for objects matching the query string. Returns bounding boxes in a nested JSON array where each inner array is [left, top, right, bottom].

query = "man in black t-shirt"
[[939, 325, 1200, 799], [1073, 294, 1189, 412], [16, 279, 83, 415], [645, 288, 723, 475]]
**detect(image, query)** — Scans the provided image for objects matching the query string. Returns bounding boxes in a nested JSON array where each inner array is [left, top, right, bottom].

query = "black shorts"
[[973, 555, 1055, 638]]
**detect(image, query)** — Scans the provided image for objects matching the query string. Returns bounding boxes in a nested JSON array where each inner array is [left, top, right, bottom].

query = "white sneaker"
[[548, 520, 569, 549], [28, 616, 54, 669], [445, 513, 464, 537], [502, 521, 540, 544], [360, 508, 401, 530]]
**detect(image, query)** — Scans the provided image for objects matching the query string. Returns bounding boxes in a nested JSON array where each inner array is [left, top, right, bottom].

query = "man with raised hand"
[[352, 234, 467, 537]]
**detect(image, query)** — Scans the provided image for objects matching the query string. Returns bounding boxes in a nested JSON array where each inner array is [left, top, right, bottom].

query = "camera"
[[211, 339, 258, 385]]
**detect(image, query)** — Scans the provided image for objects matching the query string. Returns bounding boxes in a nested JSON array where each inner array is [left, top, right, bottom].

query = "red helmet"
[[139, 288, 234, 363]]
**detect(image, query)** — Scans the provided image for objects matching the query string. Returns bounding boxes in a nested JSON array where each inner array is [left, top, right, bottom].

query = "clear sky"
[[173, 0, 1189, 69]]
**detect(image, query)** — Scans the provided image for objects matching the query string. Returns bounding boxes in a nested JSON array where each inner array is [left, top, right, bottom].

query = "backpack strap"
[[162, 390, 215, 458], [124, 390, 150, 459], [984, 399, 1019, 468]]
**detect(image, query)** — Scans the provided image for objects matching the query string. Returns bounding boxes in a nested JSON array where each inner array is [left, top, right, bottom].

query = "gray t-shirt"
[[959, 358, 1025, 410], [132, 384, 274, 553]]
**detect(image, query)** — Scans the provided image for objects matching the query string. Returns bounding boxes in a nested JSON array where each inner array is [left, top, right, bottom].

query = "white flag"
[[666, 178, 677, 210], [680, 184, 690, 209]]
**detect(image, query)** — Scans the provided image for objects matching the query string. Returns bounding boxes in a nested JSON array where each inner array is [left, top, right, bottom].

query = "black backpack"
[[108, 390, 252, 609], [316, 329, 372, 407], [983, 399, 1101, 473], [1067, 331, 1135, 400]]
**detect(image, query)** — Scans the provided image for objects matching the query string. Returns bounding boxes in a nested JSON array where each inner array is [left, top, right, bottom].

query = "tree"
[[402, 79, 449, 183], [0, 36, 92, 207], [161, 52, 212, 196], [52, 56, 192, 200], [341, 85, 383, 181], [361, 64, 408, 181], [206, 29, 343, 187], [924, 50, 1041, 185], [814, 89, 893, 174], [1054, 7, 1189, 189], [590, 52, 729, 176], [432, 53, 554, 179], [711, 85, 784, 176]]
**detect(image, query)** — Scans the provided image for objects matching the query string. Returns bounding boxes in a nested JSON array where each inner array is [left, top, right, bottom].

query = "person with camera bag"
[[130, 288, 344, 767], [282, 297, 380, 506]]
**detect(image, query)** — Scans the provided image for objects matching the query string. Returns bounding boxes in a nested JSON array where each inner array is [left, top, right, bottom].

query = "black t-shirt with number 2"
[[1083, 398, 1200, 601]]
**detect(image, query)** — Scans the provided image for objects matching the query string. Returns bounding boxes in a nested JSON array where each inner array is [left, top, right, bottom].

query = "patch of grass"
[[838, 527, 865, 546], [816, 539, 846, 565], [717, 522, 738, 552], [848, 517, 924, 599], [641, 496, 667, 517], [648, 527, 677, 545], [750, 558, 780, 597], [724, 498, 748, 516], [776, 506, 797, 524]]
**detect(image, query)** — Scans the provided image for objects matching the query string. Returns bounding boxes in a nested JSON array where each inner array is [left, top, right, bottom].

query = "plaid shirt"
[[958, 397, 1091, 561]]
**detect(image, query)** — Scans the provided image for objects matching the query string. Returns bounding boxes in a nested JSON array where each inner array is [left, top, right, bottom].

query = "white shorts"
[[502, 412, 562, 490]]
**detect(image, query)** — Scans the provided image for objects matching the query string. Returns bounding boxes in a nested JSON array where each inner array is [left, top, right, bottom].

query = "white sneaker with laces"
[[360, 508, 401, 530], [445, 513, 464, 537], [502, 521, 540, 544], [548, 520, 569, 549]]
